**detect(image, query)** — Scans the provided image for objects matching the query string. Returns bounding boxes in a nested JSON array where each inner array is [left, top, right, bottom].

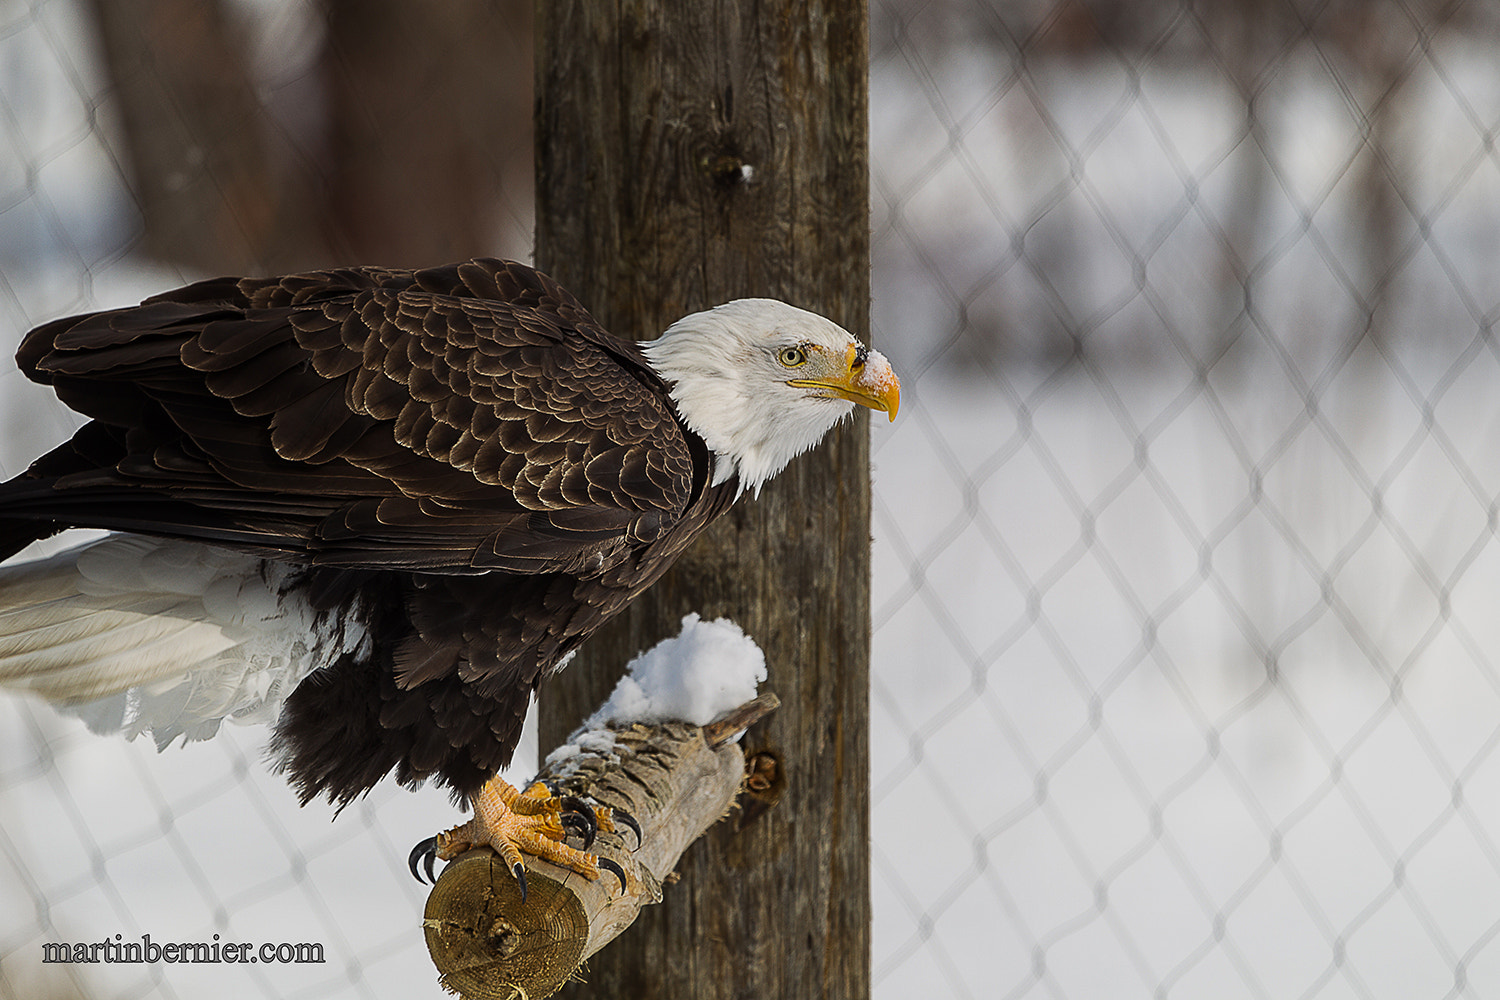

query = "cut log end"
[[422, 850, 588, 999]]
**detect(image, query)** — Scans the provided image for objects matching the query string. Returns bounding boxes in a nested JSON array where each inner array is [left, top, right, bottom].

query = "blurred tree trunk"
[[87, 0, 535, 274], [321, 0, 534, 267], [85, 0, 285, 273], [535, 2, 873, 998]]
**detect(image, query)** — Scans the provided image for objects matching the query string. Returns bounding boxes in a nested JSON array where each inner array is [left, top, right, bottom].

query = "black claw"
[[512, 861, 528, 903], [613, 808, 643, 849], [561, 813, 597, 849], [561, 811, 589, 834], [560, 796, 598, 848], [598, 857, 628, 895], [408, 836, 438, 884]]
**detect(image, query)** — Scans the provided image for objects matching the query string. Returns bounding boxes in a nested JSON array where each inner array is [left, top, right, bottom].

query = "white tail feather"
[[0, 534, 356, 747]]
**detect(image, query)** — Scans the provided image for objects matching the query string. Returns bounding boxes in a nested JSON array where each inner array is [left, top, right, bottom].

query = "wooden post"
[[534, 3, 871, 999]]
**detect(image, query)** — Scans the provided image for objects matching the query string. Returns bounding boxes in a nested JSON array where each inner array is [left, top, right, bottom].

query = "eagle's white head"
[[642, 299, 900, 495]]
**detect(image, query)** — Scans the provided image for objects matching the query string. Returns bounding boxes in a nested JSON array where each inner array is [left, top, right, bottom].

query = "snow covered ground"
[[3, 2, 1500, 999]]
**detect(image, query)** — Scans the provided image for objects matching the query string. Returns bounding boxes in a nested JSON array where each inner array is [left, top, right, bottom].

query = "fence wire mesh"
[[868, 2, 1500, 998], [2, 1, 1499, 998]]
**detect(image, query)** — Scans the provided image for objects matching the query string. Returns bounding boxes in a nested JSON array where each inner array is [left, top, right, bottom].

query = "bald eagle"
[[0, 258, 897, 890]]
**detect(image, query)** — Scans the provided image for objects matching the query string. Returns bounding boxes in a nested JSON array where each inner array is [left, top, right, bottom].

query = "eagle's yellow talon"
[[594, 805, 616, 835], [413, 775, 624, 897]]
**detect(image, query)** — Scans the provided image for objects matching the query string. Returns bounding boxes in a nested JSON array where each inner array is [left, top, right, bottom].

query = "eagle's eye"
[[777, 346, 807, 367]]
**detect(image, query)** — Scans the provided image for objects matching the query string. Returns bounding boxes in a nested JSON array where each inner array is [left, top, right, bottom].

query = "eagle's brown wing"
[[4, 258, 697, 574]]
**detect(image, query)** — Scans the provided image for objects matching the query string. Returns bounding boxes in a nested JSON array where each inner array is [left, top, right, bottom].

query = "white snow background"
[[3, 3, 1500, 999]]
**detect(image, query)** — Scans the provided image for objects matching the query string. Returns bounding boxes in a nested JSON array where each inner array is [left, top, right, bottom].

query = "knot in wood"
[[707, 153, 755, 187], [745, 750, 778, 792]]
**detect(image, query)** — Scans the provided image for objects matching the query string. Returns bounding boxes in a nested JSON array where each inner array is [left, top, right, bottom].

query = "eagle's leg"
[[409, 777, 628, 902]]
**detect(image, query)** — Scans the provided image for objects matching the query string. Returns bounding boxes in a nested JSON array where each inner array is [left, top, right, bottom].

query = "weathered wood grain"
[[534, 2, 871, 998]]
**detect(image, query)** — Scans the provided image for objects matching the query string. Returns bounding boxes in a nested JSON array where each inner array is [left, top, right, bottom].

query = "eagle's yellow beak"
[[787, 343, 901, 421]]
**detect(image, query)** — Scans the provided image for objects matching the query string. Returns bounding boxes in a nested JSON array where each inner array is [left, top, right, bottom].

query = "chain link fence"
[[868, 1, 1500, 997], [3, 1, 1500, 998]]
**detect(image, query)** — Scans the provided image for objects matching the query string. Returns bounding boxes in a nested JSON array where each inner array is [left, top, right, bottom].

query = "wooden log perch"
[[421, 692, 780, 998]]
